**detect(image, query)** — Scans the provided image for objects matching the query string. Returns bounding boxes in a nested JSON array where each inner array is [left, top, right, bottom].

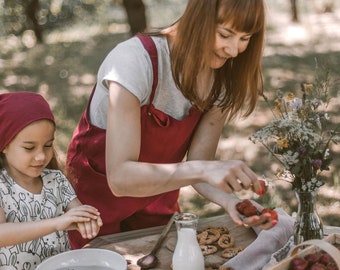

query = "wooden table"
[[86, 214, 340, 270], [85, 214, 257, 269]]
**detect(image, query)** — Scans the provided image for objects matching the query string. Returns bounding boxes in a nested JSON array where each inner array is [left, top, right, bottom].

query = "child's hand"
[[56, 205, 101, 232], [76, 215, 103, 239]]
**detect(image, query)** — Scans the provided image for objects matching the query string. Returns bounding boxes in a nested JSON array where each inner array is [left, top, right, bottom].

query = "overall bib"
[[66, 35, 203, 249]]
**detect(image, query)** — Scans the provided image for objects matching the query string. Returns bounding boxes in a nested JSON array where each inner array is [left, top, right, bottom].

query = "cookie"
[[221, 247, 244, 259], [217, 234, 235, 249], [206, 226, 230, 235], [200, 244, 218, 255], [197, 228, 221, 245]]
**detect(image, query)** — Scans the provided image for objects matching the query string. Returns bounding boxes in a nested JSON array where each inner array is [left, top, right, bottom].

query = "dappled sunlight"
[[3, 74, 37, 88], [217, 136, 261, 163], [265, 0, 340, 56], [22, 30, 38, 48], [0, 34, 23, 54], [232, 109, 274, 128], [46, 23, 128, 44], [266, 68, 304, 89]]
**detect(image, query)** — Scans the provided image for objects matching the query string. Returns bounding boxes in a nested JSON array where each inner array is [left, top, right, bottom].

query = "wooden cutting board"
[[86, 215, 257, 270]]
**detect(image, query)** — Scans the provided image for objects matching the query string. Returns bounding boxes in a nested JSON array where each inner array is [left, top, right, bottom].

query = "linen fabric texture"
[[223, 208, 295, 270]]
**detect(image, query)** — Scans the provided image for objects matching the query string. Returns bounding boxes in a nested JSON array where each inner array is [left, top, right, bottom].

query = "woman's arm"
[[105, 81, 199, 196], [106, 82, 263, 197], [187, 106, 273, 228]]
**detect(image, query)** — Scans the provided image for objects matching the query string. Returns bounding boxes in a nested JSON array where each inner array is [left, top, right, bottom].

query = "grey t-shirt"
[[89, 35, 193, 129]]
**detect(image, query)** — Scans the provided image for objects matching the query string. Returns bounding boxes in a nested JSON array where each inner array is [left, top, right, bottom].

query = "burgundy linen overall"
[[66, 35, 203, 249]]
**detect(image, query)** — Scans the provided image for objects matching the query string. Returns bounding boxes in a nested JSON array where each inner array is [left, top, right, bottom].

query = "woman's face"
[[210, 22, 252, 69], [3, 120, 55, 182]]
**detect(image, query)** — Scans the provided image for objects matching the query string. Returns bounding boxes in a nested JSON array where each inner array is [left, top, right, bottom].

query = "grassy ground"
[[1, 0, 339, 225]]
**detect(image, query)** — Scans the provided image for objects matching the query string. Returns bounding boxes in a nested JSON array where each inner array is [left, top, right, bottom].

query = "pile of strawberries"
[[235, 180, 278, 221], [236, 199, 278, 220], [289, 251, 338, 270]]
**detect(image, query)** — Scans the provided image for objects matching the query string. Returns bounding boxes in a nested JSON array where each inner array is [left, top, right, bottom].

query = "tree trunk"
[[26, 0, 43, 43], [122, 0, 147, 35], [290, 0, 299, 22]]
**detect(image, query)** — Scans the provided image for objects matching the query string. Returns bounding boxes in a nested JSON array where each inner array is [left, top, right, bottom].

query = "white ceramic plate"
[[36, 248, 127, 270]]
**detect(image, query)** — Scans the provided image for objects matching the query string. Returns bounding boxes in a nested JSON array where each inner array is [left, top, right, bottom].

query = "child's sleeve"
[[57, 172, 78, 209]]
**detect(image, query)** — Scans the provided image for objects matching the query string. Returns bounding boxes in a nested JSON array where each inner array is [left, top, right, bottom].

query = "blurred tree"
[[122, 0, 146, 35], [26, 0, 43, 43], [290, 0, 299, 22], [2, 0, 96, 43]]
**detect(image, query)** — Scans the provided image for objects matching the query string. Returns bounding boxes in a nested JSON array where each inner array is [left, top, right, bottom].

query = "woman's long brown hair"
[[150, 0, 265, 120]]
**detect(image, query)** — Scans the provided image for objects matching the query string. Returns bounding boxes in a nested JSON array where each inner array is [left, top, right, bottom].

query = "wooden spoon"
[[137, 212, 178, 269]]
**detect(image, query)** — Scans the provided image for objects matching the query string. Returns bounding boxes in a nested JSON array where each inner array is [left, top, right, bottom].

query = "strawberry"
[[290, 257, 308, 270], [236, 199, 252, 213], [318, 253, 334, 265], [255, 179, 267, 195], [236, 199, 258, 217], [309, 263, 327, 270], [305, 253, 322, 264], [242, 205, 258, 217], [326, 262, 338, 270], [261, 208, 278, 221]]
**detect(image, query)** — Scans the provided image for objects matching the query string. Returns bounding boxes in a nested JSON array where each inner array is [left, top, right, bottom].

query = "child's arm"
[[0, 203, 101, 247]]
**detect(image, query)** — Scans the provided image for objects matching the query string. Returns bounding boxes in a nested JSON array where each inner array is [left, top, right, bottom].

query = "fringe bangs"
[[217, 0, 265, 34]]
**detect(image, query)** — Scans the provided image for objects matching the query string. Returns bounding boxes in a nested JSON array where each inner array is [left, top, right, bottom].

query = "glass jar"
[[172, 213, 204, 270], [294, 190, 324, 245]]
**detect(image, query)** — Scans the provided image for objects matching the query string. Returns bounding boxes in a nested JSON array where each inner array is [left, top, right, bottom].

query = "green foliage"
[[1, 0, 105, 37]]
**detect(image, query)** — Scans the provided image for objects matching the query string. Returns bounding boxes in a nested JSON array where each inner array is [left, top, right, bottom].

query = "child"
[[0, 92, 102, 269]]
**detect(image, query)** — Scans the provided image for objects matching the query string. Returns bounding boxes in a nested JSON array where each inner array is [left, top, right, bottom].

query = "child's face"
[[3, 120, 55, 181]]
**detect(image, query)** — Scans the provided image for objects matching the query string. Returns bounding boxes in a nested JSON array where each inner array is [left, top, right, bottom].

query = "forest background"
[[1, 0, 340, 226]]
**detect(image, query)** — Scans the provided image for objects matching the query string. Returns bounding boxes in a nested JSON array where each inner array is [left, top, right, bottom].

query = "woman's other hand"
[[227, 199, 277, 230]]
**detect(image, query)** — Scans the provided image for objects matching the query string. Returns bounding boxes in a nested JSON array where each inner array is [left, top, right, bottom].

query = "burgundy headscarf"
[[0, 91, 55, 152]]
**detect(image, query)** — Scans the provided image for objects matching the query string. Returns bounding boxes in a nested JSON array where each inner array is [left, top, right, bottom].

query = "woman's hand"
[[200, 160, 263, 194], [226, 199, 277, 230]]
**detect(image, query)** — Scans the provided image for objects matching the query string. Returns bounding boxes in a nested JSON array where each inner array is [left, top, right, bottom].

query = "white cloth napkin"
[[223, 208, 295, 270], [262, 235, 295, 269]]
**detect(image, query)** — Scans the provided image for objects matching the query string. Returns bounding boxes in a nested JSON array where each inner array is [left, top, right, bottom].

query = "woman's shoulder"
[[113, 36, 146, 54], [113, 35, 168, 57]]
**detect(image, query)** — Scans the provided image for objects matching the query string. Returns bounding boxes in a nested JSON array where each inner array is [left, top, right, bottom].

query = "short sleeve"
[[42, 169, 77, 210], [0, 194, 3, 209], [98, 37, 154, 104], [57, 173, 77, 209], [0, 175, 6, 209]]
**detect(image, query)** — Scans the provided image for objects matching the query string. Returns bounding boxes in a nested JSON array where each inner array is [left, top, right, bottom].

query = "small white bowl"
[[36, 248, 127, 270]]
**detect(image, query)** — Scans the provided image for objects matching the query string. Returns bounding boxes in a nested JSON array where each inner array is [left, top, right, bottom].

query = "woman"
[[67, 0, 273, 249]]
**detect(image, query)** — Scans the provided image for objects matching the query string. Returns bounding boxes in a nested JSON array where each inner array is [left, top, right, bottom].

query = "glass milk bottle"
[[172, 213, 204, 270]]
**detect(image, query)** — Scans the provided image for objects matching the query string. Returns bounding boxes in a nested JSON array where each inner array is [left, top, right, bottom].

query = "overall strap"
[[136, 34, 158, 103]]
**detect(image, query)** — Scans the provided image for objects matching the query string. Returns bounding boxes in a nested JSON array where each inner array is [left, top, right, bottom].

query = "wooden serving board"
[[86, 215, 257, 270]]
